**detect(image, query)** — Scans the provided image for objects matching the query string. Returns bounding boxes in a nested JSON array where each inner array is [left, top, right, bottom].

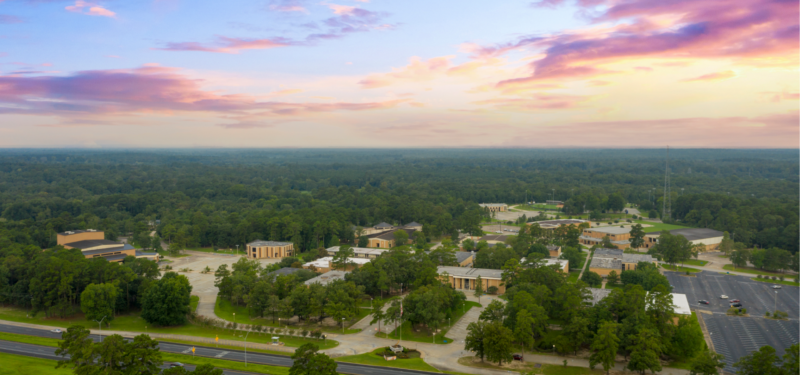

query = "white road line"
[[215, 351, 229, 358]]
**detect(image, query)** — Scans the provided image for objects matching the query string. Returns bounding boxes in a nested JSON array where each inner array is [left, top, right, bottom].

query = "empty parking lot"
[[666, 271, 799, 372]]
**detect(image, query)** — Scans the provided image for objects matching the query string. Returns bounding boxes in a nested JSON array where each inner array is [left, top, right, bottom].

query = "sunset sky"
[[0, 0, 797, 148]]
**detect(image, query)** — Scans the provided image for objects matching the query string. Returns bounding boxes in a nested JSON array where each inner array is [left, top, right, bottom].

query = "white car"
[[772, 285, 782, 289], [51, 329, 62, 333], [720, 295, 729, 299], [495, 231, 502, 234]]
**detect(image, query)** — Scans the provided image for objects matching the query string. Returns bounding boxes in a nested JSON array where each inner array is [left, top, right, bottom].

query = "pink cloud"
[[327, 4, 358, 15], [65, 1, 116, 18], [634, 66, 652, 72], [359, 56, 454, 89], [759, 91, 800, 103], [156, 36, 289, 53], [474, 93, 590, 111], [0, 65, 406, 126], [681, 70, 736, 82]]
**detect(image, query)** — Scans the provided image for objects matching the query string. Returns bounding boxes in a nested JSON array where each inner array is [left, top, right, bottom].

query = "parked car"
[[169, 363, 184, 368], [729, 299, 740, 303], [698, 300, 710, 305], [772, 285, 782, 289], [730, 303, 742, 308], [50, 329, 62, 333], [495, 231, 502, 234], [513, 354, 524, 361], [720, 295, 729, 299]]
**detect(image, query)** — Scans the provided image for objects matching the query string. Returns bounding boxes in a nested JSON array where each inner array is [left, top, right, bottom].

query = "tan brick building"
[[366, 228, 417, 249], [643, 228, 724, 252], [589, 248, 656, 276], [246, 240, 294, 259], [579, 227, 632, 249], [479, 203, 508, 212], [58, 229, 158, 263], [438, 266, 505, 294]]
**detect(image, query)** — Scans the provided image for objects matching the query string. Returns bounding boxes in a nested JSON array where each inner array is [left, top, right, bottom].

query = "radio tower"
[[662, 146, 671, 221]]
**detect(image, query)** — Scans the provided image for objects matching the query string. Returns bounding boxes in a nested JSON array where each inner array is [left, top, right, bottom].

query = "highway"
[[0, 323, 438, 375]]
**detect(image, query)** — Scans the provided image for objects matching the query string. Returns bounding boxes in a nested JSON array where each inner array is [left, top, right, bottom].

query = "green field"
[[0, 352, 73, 375], [0, 303, 336, 349], [376, 301, 481, 344], [337, 348, 442, 372], [662, 264, 701, 273], [723, 264, 797, 278], [681, 259, 708, 267], [214, 297, 363, 336], [634, 220, 690, 233], [162, 353, 291, 375], [518, 204, 560, 211]]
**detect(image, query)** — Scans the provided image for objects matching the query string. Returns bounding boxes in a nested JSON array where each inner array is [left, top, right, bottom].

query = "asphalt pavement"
[[0, 323, 440, 375]]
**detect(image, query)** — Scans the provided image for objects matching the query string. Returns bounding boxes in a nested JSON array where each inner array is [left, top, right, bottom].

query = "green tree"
[[465, 321, 487, 362], [783, 343, 799, 375], [479, 300, 505, 323], [514, 309, 534, 355], [590, 321, 619, 375], [731, 247, 750, 268], [484, 321, 514, 366], [607, 193, 626, 213], [581, 270, 603, 287], [80, 283, 118, 325], [141, 272, 193, 326], [733, 345, 783, 375], [626, 328, 663, 375], [606, 270, 619, 286], [290, 343, 338, 375], [474, 275, 484, 303], [600, 235, 618, 249], [357, 235, 369, 248], [563, 315, 592, 355], [369, 299, 386, 332], [560, 247, 582, 270], [689, 349, 725, 375], [629, 224, 645, 249], [719, 231, 734, 256], [332, 245, 355, 271], [393, 230, 409, 247], [56, 324, 163, 375]]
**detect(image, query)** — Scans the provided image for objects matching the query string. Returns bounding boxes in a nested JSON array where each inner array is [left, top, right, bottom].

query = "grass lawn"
[[337, 348, 442, 372], [0, 331, 61, 347], [682, 259, 708, 267], [566, 271, 580, 283], [751, 278, 800, 287], [722, 264, 797, 278], [215, 297, 362, 336], [190, 295, 199, 312], [633, 220, 689, 233], [662, 264, 701, 273], [0, 304, 336, 349], [162, 353, 291, 374], [0, 352, 73, 375], [376, 301, 481, 344], [457, 356, 605, 374]]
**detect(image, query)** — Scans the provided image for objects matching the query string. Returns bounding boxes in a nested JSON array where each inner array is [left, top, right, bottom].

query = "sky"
[[0, 0, 797, 148]]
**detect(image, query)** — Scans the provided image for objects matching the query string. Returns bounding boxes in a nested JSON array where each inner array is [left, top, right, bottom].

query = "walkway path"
[[577, 248, 592, 280]]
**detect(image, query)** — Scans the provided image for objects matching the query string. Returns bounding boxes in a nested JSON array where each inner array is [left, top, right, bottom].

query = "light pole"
[[236, 244, 239, 256], [370, 297, 373, 309], [233, 312, 235, 326], [94, 316, 107, 343], [553, 344, 555, 355], [244, 329, 250, 367], [774, 290, 778, 312], [342, 318, 345, 334]]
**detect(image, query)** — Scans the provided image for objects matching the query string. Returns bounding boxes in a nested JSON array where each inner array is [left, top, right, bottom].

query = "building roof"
[[304, 270, 350, 286], [623, 253, 656, 263], [81, 243, 135, 256], [327, 246, 388, 256], [546, 245, 561, 251], [535, 219, 587, 227], [64, 239, 123, 250], [590, 257, 622, 269], [585, 226, 632, 235], [135, 250, 158, 257], [437, 266, 503, 279], [455, 252, 474, 264], [593, 248, 624, 258], [478, 234, 509, 242], [404, 221, 422, 228], [58, 229, 102, 236], [670, 293, 692, 315], [646, 228, 724, 241], [374, 222, 393, 229], [270, 267, 306, 276], [369, 228, 417, 240], [479, 203, 508, 207], [587, 288, 612, 305], [102, 254, 129, 262], [580, 235, 630, 245], [303, 256, 371, 269], [247, 240, 293, 247]]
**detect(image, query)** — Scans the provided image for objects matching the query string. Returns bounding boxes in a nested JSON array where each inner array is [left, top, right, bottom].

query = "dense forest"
[[0, 149, 797, 254]]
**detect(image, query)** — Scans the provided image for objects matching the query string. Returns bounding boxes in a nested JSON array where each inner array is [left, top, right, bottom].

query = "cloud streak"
[[682, 70, 736, 82], [65, 1, 116, 18], [156, 36, 290, 53]]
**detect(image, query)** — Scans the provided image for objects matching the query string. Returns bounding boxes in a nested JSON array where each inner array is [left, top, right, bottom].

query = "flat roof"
[[303, 257, 371, 269], [536, 220, 585, 226], [580, 236, 630, 245], [81, 244, 134, 256], [593, 248, 624, 258], [304, 270, 350, 286], [269, 267, 306, 276], [369, 228, 417, 240], [247, 240, 293, 247], [58, 229, 102, 236], [671, 293, 692, 315], [326, 246, 388, 256], [438, 266, 503, 279], [543, 259, 568, 268], [64, 239, 122, 250], [101, 254, 128, 262], [588, 288, 612, 305], [647, 228, 725, 241], [585, 226, 632, 235], [623, 253, 656, 263], [479, 203, 508, 207], [455, 252, 474, 263], [590, 257, 622, 269]]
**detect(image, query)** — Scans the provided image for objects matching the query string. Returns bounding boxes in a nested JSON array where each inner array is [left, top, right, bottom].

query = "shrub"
[[765, 311, 771, 317], [301, 329, 309, 338], [742, 308, 747, 315], [772, 276, 777, 280], [757, 275, 762, 279], [614, 220, 620, 223], [779, 275, 785, 281], [487, 286, 499, 295]]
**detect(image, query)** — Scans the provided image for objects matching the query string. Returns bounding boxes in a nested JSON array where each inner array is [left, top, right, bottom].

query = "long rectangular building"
[[246, 240, 294, 259], [643, 228, 724, 252], [58, 229, 158, 263], [438, 266, 506, 294]]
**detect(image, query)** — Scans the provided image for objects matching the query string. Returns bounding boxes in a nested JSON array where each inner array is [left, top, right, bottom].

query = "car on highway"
[[169, 363, 185, 368], [698, 300, 710, 305], [729, 299, 740, 303], [50, 329, 62, 333], [513, 354, 523, 361], [730, 303, 742, 308], [773, 285, 782, 289], [720, 295, 729, 299]]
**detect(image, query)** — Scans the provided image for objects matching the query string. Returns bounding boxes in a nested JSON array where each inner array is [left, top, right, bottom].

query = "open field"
[[0, 352, 72, 375], [337, 348, 441, 372], [633, 220, 690, 233], [661, 264, 701, 273]]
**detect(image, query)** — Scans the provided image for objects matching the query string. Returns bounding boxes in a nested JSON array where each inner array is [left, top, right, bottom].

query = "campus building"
[[58, 229, 159, 263], [326, 246, 388, 259], [546, 245, 562, 257], [587, 287, 692, 321], [366, 228, 417, 248], [643, 228, 724, 252], [479, 203, 508, 212], [438, 266, 506, 294], [520, 257, 569, 273], [532, 219, 590, 231], [579, 226, 632, 249], [455, 252, 474, 267], [302, 257, 371, 273], [304, 270, 350, 286], [588, 248, 657, 276], [478, 234, 509, 244], [246, 240, 294, 259]]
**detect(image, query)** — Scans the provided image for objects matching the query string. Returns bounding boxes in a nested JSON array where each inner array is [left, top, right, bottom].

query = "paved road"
[[0, 323, 441, 375]]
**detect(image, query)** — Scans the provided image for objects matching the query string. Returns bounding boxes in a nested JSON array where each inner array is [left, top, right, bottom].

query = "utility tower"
[[662, 146, 671, 221]]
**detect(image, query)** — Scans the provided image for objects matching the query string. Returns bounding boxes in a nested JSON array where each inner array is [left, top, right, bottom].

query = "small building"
[[302, 256, 371, 273], [589, 248, 656, 276], [643, 228, 724, 252], [366, 228, 417, 249], [546, 245, 562, 257], [58, 229, 158, 263], [246, 240, 294, 259], [520, 257, 569, 273], [438, 266, 505, 294], [404, 222, 423, 231], [579, 227, 632, 249], [304, 270, 350, 286], [455, 251, 474, 267], [479, 203, 508, 212], [326, 246, 388, 259], [587, 288, 613, 305]]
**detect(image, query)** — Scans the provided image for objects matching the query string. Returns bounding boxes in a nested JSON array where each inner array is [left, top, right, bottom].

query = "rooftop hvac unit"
[[65, 231, 74, 234], [87, 229, 96, 232]]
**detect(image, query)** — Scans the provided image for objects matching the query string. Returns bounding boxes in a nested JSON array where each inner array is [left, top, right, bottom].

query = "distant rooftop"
[[65, 239, 127, 250], [585, 227, 632, 235], [303, 256, 371, 269], [454, 252, 474, 264], [247, 240, 293, 247], [438, 266, 503, 279], [479, 203, 508, 207], [594, 248, 624, 258], [304, 270, 350, 286], [646, 228, 724, 241], [58, 229, 102, 236], [587, 288, 612, 305], [590, 257, 622, 269], [374, 222, 394, 229]]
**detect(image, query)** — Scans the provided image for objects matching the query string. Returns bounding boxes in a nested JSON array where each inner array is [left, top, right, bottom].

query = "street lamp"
[[370, 297, 374, 309], [774, 290, 778, 312], [94, 316, 107, 343], [244, 329, 250, 367], [233, 312, 235, 325], [553, 344, 555, 355], [342, 318, 345, 334], [236, 244, 239, 256]]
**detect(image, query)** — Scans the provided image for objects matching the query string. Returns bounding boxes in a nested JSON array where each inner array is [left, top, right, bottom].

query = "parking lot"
[[666, 271, 799, 372]]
